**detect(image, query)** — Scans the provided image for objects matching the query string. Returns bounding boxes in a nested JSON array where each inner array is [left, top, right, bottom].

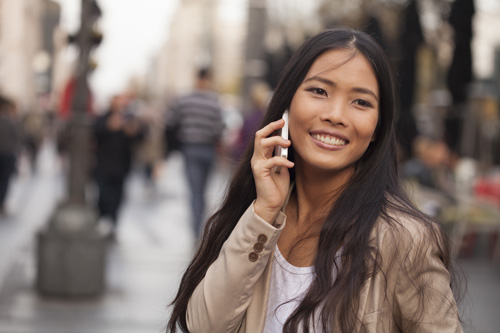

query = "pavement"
[[0, 141, 499, 333], [0, 141, 230, 333]]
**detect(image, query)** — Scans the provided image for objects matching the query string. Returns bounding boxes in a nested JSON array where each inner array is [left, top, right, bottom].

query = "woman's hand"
[[251, 119, 294, 224]]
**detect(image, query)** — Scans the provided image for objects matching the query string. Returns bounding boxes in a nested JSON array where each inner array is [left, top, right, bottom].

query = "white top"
[[263, 245, 315, 332]]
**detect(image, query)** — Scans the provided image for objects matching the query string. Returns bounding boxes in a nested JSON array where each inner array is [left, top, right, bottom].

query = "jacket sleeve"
[[186, 202, 286, 333], [392, 223, 462, 332]]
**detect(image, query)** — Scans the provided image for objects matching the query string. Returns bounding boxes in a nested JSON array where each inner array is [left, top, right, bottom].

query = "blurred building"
[[144, 0, 500, 118], [473, 2, 500, 83], [146, 0, 246, 101], [146, 0, 347, 101], [0, 0, 65, 112]]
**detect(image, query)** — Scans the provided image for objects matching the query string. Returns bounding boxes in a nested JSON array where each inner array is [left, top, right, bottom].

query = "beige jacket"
[[186, 203, 462, 333]]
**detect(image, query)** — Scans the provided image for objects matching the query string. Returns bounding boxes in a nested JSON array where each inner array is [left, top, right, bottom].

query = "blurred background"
[[0, 0, 499, 332]]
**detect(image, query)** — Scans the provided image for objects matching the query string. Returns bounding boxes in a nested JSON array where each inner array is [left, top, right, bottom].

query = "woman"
[[167, 28, 463, 332]]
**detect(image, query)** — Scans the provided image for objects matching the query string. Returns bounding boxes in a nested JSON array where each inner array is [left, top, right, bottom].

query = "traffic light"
[[67, 0, 103, 48]]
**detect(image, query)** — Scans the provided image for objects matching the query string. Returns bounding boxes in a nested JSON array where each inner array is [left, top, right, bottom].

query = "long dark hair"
[[167, 28, 460, 332]]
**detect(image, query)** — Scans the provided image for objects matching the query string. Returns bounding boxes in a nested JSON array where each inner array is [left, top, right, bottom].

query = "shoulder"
[[374, 208, 425, 239], [373, 206, 443, 263], [174, 91, 220, 106]]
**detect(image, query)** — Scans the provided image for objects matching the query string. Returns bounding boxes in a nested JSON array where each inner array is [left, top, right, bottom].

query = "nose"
[[319, 99, 346, 126]]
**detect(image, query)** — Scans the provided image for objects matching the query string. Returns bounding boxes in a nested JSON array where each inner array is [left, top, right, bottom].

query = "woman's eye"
[[353, 99, 373, 108], [308, 88, 327, 96]]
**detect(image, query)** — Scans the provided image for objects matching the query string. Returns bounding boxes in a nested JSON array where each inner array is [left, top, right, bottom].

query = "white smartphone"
[[274, 110, 289, 173]]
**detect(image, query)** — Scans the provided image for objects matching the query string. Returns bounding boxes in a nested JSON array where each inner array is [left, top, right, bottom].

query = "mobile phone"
[[274, 110, 289, 173]]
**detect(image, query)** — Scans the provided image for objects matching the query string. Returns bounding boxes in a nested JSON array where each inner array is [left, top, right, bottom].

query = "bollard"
[[36, 203, 106, 297]]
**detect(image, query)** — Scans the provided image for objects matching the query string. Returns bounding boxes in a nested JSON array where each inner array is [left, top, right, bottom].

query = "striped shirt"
[[168, 91, 224, 145]]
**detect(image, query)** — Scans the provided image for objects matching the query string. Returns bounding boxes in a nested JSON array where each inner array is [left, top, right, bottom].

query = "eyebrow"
[[303, 76, 379, 102], [352, 87, 379, 103], [304, 76, 335, 87]]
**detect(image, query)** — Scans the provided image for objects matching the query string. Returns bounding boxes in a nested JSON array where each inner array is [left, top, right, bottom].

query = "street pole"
[[242, 0, 267, 109], [36, 0, 106, 297], [68, 0, 96, 206]]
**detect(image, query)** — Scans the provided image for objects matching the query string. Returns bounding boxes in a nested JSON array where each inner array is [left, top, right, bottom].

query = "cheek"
[[288, 100, 316, 132], [287, 100, 306, 141], [356, 113, 378, 140], [366, 123, 378, 141], [288, 116, 301, 142]]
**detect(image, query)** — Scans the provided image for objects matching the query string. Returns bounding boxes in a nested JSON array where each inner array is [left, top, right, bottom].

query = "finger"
[[255, 136, 291, 157], [272, 156, 295, 174], [255, 119, 285, 141], [252, 156, 294, 175]]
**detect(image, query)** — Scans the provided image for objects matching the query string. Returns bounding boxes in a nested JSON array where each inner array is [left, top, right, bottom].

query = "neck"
[[196, 79, 210, 91], [292, 160, 353, 228]]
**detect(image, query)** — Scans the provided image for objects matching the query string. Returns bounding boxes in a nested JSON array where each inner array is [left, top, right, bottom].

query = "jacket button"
[[257, 234, 268, 244], [248, 252, 258, 262], [253, 242, 264, 253]]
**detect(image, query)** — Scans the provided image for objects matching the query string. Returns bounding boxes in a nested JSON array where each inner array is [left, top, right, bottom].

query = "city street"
[[0, 140, 230, 333], [0, 140, 499, 333]]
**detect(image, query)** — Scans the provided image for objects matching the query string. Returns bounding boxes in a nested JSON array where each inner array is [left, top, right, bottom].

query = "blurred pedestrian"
[[133, 100, 165, 192], [168, 28, 462, 332], [402, 136, 454, 190], [92, 94, 145, 237], [21, 109, 46, 173], [234, 81, 271, 161], [0, 96, 21, 216], [166, 68, 225, 239], [56, 77, 94, 164], [402, 136, 456, 217]]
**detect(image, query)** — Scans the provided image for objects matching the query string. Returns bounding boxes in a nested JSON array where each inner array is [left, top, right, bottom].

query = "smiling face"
[[289, 48, 379, 178]]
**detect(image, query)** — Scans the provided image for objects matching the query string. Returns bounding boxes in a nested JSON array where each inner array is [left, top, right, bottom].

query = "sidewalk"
[[0, 142, 64, 291], [0, 146, 231, 333], [458, 247, 500, 333]]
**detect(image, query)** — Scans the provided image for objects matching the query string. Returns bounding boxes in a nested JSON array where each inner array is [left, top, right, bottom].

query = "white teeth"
[[312, 134, 347, 146]]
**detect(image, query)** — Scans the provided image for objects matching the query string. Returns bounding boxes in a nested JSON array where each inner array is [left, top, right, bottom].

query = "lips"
[[310, 132, 349, 146]]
